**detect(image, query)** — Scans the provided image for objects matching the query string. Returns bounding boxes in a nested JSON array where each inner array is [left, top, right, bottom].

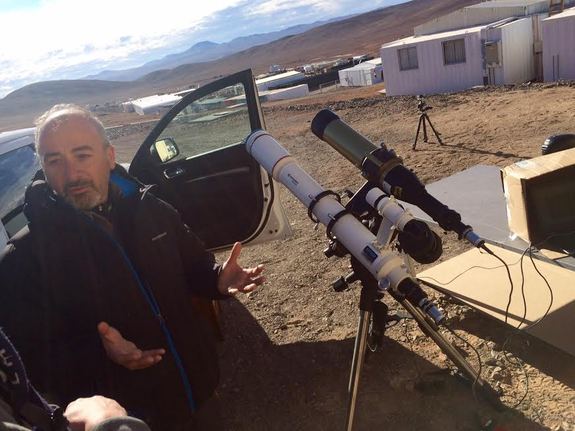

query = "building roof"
[[342, 58, 383, 71], [255, 70, 303, 84], [544, 6, 575, 20], [382, 16, 524, 49], [131, 93, 182, 110], [382, 24, 487, 48], [468, 0, 546, 8]]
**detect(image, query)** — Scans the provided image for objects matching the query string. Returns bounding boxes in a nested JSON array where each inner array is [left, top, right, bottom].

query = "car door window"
[[155, 84, 251, 159], [129, 70, 291, 250], [0, 145, 40, 237]]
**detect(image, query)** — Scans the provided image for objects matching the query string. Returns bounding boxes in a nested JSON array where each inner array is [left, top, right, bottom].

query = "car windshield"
[[0, 145, 40, 235]]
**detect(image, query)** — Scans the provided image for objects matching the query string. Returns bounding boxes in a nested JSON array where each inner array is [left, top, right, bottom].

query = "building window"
[[398, 46, 418, 71], [443, 39, 466, 65]]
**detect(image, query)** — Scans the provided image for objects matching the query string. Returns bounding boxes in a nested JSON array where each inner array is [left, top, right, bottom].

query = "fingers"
[[117, 349, 165, 370], [97, 321, 165, 370], [227, 242, 242, 265], [97, 321, 122, 343], [228, 274, 266, 295], [246, 264, 264, 276], [124, 350, 165, 370], [97, 321, 110, 337]]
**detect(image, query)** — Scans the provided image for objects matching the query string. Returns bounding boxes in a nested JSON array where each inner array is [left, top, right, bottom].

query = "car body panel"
[[0, 127, 37, 250]]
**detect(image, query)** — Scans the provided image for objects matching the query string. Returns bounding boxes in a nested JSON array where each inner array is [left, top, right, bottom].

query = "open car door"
[[129, 69, 291, 250]]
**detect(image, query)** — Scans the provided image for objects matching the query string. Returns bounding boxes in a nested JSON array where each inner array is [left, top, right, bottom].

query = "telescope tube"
[[245, 130, 443, 325], [311, 109, 484, 248]]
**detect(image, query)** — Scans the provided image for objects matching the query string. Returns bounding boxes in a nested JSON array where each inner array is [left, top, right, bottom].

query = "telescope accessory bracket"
[[307, 190, 341, 224], [362, 149, 403, 196]]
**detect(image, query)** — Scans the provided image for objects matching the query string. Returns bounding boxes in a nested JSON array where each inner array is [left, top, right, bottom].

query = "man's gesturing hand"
[[217, 242, 265, 295], [97, 322, 165, 370]]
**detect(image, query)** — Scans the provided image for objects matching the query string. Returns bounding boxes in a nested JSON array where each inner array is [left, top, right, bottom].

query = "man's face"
[[38, 113, 116, 210]]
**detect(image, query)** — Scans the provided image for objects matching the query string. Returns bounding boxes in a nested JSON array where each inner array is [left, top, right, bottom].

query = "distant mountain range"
[[0, 0, 478, 130], [85, 18, 347, 82]]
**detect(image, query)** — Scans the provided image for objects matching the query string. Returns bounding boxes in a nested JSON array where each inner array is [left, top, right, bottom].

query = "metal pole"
[[346, 310, 371, 431]]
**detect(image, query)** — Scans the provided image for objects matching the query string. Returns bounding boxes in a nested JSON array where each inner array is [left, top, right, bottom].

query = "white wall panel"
[[381, 31, 484, 96], [501, 18, 535, 83], [543, 12, 575, 81]]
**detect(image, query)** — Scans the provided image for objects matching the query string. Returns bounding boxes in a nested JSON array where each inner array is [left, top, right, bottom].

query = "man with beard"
[[0, 104, 265, 430]]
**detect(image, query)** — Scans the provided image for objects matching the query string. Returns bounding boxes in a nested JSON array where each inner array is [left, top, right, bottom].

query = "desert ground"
[[107, 83, 575, 431]]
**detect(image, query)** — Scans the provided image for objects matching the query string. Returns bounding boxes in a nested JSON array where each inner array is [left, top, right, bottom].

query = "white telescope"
[[245, 130, 443, 324]]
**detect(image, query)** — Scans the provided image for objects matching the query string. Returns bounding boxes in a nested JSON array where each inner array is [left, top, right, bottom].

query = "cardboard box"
[[501, 147, 575, 248]]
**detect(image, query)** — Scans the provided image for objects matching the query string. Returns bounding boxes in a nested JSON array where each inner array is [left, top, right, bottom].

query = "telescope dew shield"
[[311, 109, 377, 168]]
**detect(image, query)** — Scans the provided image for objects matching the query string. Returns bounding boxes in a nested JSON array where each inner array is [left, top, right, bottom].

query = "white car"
[[0, 127, 37, 249], [0, 69, 291, 251]]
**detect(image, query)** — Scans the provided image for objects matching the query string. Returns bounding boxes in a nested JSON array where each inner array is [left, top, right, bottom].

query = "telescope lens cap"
[[311, 109, 340, 139]]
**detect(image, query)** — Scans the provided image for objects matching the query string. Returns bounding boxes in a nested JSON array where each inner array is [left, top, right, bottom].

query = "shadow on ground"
[[217, 299, 546, 431], [450, 309, 575, 391]]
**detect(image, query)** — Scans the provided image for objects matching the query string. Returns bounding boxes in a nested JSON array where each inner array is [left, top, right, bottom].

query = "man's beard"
[[64, 180, 104, 210]]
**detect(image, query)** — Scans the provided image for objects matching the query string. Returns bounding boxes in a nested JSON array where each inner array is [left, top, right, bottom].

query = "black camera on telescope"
[[416, 95, 431, 112]]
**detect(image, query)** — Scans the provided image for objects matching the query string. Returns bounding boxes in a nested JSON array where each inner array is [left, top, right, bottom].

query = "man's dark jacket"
[[0, 167, 227, 430]]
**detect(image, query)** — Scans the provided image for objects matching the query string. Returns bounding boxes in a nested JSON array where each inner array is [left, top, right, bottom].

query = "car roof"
[[0, 127, 36, 156]]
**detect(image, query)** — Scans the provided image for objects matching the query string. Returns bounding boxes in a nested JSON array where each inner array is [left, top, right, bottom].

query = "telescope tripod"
[[413, 110, 444, 150], [344, 259, 503, 431]]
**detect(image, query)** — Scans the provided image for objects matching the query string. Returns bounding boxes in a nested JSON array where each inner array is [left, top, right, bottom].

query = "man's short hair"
[[34, 104, 110, 154]]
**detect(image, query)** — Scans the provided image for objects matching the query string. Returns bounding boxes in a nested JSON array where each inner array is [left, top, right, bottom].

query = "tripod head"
[[416, 95, 432, 113]]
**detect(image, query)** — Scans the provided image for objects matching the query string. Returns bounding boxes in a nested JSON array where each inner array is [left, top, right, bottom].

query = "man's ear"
[[107, 145, 116, 169]]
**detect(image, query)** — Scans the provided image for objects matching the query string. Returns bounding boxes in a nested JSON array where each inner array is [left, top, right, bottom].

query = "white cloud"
[[246, 0, 335, 16], [0, 0, 243, 87]]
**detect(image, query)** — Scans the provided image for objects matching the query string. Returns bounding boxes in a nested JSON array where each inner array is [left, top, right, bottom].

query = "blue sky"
[[0, 0, 407, 97]]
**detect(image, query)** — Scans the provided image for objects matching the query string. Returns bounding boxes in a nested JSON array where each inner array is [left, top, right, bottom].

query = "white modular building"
[[542, 7, 575, 81], [265, 84, 309, 101], [255, 70, 305, 91], [414, 0, 548, 36], [130, 94, 182, 115], [380, 17, 536, 96], [225, 84, 310, 104], [338, 58, 384, 87]]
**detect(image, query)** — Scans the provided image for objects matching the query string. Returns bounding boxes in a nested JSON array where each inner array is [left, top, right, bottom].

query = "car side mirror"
[[151, 137, 180, 163]]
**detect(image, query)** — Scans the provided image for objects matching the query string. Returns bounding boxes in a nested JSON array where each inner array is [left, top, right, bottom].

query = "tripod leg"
[[396, 297, 504, 410], [346, 310, 371, 431], [422, 115, 429, 143], [413, 116, 423, 150], [426, 116, 444, 145]]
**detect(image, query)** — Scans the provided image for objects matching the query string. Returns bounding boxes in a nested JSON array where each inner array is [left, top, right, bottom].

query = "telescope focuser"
[[332, 272, 359, 292]]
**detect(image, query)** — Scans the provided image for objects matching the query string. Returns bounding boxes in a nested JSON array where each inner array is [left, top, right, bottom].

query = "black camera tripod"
[[324, 187, 503, 431], [413, 97, 444, 150], [338, 264, 503, 431]]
